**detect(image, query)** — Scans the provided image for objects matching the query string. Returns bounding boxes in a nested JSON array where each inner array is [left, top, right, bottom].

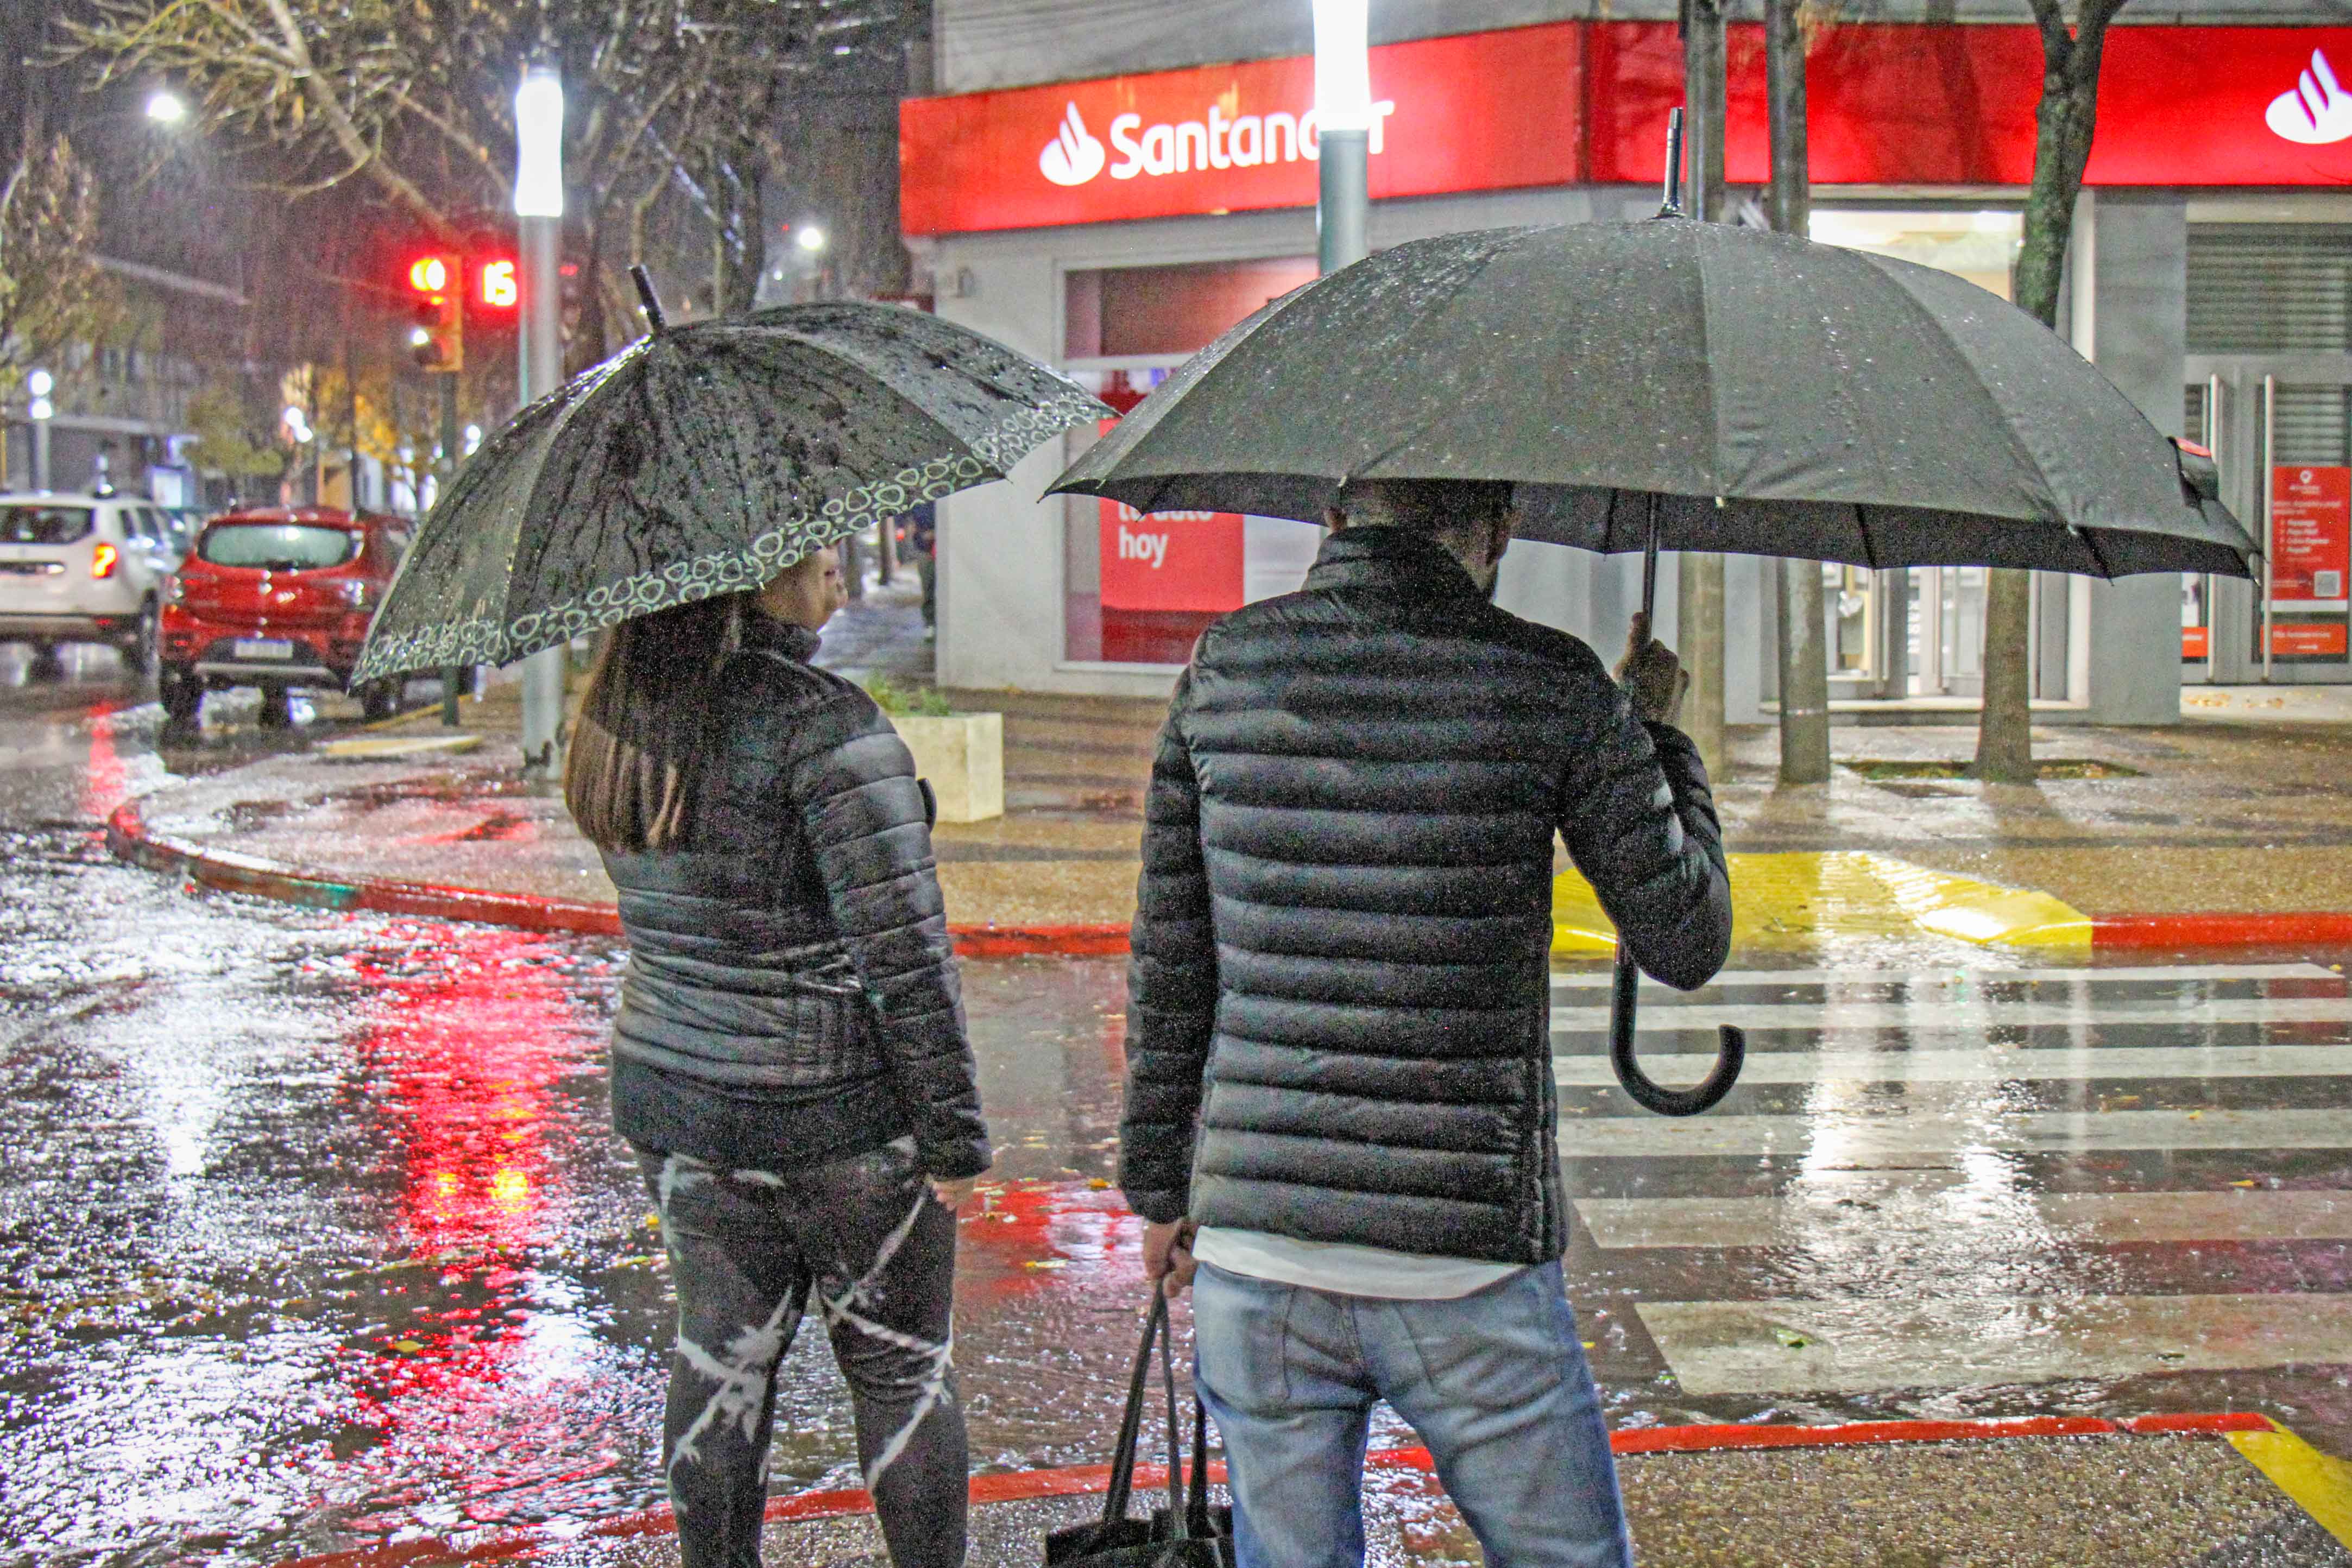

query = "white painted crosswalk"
[[1554, 962, 2352, 1405]]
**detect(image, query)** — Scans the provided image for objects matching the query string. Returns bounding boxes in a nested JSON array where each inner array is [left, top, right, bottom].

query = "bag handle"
[[1098, 1289, 1203, 1540], [1098, 1291, 1167, 1528]]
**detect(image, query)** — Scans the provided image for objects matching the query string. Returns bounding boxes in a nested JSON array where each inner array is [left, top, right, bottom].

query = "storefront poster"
[[2271, 622, 2350, 657], [2269, 464, 2351, 605], [1098, 501, 1245, 613]]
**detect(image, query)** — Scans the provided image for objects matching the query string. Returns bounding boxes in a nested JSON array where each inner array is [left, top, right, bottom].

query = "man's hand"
[[1616, 612, 1691, 727], [1143, 1219, 1198, 1298], [929, 1176, 978, 1210]]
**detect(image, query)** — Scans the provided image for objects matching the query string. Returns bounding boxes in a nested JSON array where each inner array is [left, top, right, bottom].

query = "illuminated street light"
[[144, 90, 187, 125], [513, 64, 565, 219], [514, 59, 567, 775], [282, 405, 313, 444], [1311, 0, 1370, 273], [795, 225, 828, 253], [463, 423, 483, 455], [27, 369, 53, 489]]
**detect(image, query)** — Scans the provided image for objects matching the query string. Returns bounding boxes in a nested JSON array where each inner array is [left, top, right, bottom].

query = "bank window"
[[1060, 256, 1320, 666]]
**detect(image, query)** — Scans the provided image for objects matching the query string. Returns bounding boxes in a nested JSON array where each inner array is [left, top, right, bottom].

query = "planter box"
[[891, 711, 1004, 824]]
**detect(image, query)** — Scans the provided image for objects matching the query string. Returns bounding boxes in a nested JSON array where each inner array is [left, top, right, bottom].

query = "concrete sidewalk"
[[288, 1417, 2352, 1567], [108, 572, 2352, 950]]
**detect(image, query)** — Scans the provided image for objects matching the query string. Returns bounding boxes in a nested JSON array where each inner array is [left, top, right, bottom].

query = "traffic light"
[[406, 252, 463, 372], [477, 257, 518, 311]]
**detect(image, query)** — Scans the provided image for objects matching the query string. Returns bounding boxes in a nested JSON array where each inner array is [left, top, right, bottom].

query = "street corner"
[[266, 1414, 2352, 1568], [1550, 851, 2094, 961]]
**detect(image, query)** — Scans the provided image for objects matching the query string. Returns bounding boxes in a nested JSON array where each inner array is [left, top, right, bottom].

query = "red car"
[[160, 507, 409, 726]]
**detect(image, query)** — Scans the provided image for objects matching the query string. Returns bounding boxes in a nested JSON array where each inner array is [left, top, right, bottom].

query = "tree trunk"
[[1680, 0, 1730, 778], [1767, 0, 1831, 785], [1974, 0, 2123, 783]]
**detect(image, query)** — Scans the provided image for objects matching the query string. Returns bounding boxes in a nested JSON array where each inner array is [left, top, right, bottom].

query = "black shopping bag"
[[1044, 1291, 1233, 1568]]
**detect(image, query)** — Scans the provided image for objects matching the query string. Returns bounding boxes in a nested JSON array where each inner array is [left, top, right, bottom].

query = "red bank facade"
[[905, 11, 2352, 715]]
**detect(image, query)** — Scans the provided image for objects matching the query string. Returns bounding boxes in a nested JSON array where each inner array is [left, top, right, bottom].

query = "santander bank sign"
[[1038, 98, 1398, 187], [901, 24, 1581, 235]]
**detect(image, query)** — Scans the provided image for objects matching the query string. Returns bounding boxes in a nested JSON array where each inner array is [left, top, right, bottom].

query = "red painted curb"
[[105, 799, 1127, 956], [2092, 912, 2352, 949], [271, 1413, 2274, 1567]]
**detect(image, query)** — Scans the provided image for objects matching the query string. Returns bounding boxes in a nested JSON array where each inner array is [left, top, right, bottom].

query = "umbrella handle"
[[1609, 952, 1746, 1117], [630, 264, 669, 334], [1605, 496, 1744, 1117]]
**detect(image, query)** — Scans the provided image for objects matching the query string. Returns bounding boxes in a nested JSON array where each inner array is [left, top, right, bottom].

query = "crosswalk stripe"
[[1555, 1107, 2352, 1158], [1551, 997, 2352, 1033], [1550, 1045, 2352, 1085], [1549, 963, 2340, 992], [1634, 1293, 2352, 1396], [1577, 1188, 2352, 1249]]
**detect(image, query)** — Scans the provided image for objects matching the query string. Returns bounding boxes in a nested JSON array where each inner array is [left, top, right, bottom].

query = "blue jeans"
[[1192, 1260, 1634, 1568]]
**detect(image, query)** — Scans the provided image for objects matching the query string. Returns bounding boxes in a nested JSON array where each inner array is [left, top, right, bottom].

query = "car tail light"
[[339, 579, 375, 610], [91, 542, 118, 579]]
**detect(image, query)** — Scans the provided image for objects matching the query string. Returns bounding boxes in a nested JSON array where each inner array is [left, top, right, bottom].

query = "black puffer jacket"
[[1119, 527, 1730, 1264], [600, 615, 990, 1180]]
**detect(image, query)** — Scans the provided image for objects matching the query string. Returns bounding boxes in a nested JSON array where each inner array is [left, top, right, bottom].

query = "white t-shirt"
[[1190, 1226, 1527, 1300]]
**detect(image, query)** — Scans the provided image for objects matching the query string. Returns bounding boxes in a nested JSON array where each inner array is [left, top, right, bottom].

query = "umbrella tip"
[[630, 265, 669, 334]]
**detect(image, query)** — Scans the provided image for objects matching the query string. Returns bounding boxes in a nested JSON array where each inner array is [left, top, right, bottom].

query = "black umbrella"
[[1052, 185, 2254, 1118], [356, 277, 1109, 682]]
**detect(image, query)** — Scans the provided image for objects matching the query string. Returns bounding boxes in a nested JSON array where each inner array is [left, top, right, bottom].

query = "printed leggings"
[[636, 1136, 967, 1568]]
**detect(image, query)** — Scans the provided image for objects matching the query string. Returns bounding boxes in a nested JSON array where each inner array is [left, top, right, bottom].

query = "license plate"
[[234, 638, 295, 660], [0, 561, 60, 576]]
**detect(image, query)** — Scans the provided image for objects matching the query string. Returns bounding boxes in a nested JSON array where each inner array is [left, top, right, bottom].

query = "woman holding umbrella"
[[354, 283, 1109, 1568], [564, 543, 985, 1568]]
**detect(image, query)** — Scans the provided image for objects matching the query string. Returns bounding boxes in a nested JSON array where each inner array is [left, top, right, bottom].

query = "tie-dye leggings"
[[635, 1136, 967, 1568]]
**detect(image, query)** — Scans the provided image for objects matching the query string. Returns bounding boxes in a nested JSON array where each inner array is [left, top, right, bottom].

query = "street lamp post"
[[1313, 0, 1371, 274], [26, 370, 53, 492], [515, 60, 567, 777]]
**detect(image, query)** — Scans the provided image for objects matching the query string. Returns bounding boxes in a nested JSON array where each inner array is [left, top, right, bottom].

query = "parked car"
[[159, 507, 406, 725], [0, 491, 171, 676]]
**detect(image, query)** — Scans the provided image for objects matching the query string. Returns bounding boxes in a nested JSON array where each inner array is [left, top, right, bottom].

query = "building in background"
[[906, 0, 2352, 717]]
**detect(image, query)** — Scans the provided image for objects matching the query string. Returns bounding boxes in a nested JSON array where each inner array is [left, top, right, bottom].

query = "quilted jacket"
[[601, 614, 990, 1179], [1118, 527, 1730, 1263]]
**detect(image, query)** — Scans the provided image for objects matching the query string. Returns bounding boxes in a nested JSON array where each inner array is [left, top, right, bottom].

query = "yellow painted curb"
[[315, 733, 485, 762], [2228, 1419, 2352, 1550], [1553, 850, 2092, 957]]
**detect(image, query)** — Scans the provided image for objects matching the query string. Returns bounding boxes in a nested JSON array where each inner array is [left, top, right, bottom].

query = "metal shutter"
[[2190, 226, 2352, 464]]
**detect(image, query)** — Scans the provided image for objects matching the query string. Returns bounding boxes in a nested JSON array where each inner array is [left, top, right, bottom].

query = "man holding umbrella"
[[1120, 477, 1732, 1568]]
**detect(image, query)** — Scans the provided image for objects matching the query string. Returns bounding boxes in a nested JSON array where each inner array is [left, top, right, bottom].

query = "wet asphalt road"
[[1, 646, 2348, 1566]]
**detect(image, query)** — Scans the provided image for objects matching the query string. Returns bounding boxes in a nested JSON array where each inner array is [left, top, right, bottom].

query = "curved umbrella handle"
[[1607, 950, 1744, 1116]]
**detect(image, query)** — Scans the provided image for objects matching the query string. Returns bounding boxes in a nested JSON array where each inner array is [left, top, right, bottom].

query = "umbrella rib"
[[2074, 525, 2119, 581], [1854, 502, 1880, 572]]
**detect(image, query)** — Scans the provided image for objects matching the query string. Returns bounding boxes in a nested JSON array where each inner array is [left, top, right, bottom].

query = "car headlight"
[[165, 573, 186, 604], [340, 580, 375, 610]]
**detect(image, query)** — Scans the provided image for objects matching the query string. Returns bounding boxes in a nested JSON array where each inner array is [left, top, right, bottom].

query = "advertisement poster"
[[1098, 501, 1245, 612], [2267, 464, 2350, 660], [2271, 465, 2351, 604]]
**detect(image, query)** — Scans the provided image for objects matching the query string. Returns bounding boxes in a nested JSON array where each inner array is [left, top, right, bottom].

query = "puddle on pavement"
[[3, 693, 2348, 1564]]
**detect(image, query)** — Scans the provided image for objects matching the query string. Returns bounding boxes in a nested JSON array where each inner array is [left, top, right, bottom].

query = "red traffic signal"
[[477, 258, 518, 311], [407, 254, 455, 296]]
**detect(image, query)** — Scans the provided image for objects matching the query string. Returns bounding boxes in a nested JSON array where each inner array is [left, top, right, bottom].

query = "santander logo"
[[1039, 103, 1108, 186], [2267, 48, 2352, 145], [1038, 96, 1396, 187]]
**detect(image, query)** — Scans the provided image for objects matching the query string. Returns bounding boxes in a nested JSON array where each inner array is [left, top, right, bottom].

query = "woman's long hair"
[[563, 592, 752, 852]]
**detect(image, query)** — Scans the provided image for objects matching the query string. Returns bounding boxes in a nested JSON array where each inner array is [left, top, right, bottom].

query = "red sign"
[[901, 24, 1581, 235], [1099, 502, 1245, 613], [2271, 464, 2351, 604], [2183, 624, 2210, 660], [2271, 622, 2350, 656], [905, 23, 2352, 235]]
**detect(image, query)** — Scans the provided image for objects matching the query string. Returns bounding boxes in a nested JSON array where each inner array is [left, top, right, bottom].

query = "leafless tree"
[[0, 134, 128, 391]]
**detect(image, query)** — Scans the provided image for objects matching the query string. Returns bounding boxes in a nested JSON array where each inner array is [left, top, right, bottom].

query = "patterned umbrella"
[[356, 288, 1107, 681]]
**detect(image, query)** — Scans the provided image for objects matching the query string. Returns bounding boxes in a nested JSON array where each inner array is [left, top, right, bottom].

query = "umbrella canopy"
[[1053, 218, 2254, 581], [356, 301, 1108, 681]]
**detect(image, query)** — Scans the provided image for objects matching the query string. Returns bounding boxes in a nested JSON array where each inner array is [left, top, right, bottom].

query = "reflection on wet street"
[[0, 650, 2347, 1564]]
